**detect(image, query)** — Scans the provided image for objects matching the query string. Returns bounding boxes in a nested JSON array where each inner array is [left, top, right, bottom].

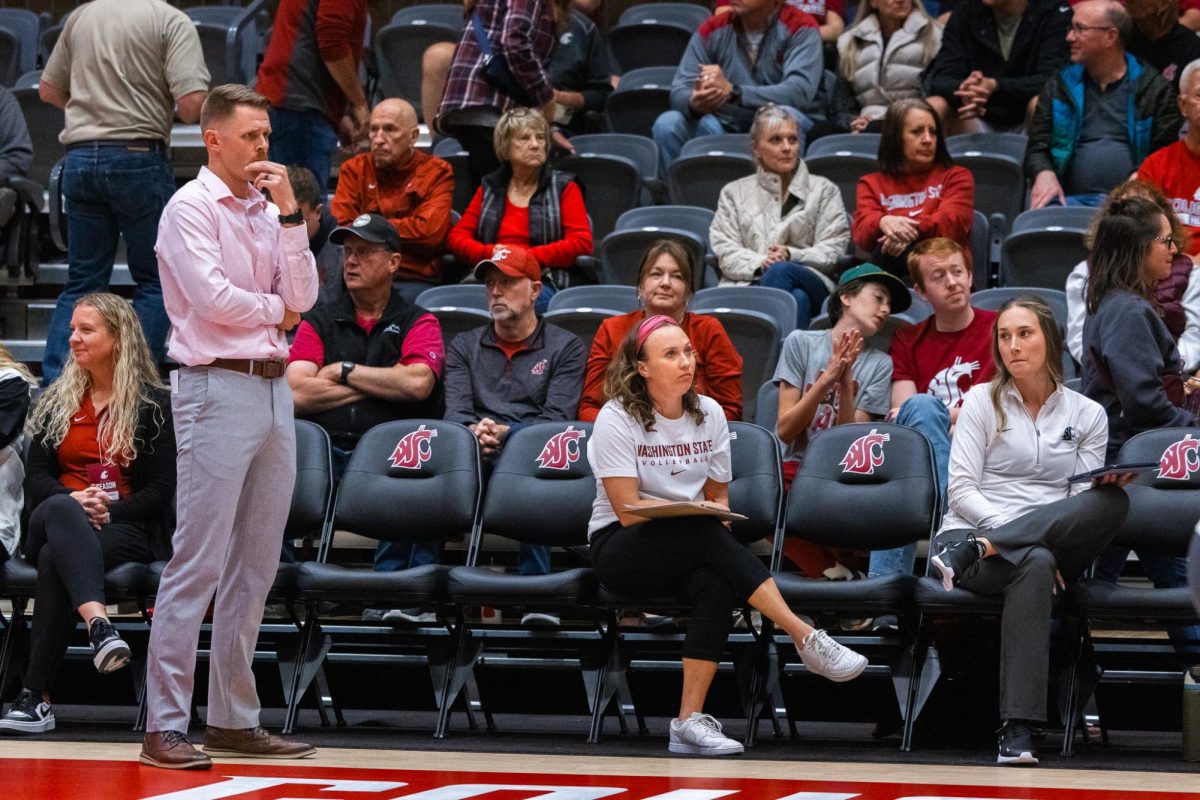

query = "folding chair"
[[285, 420, 482, 735], [752, 423, 937, 746], [438, 422, 604, 737], [1062, 428, 1200, 755], [590, 422, 783, 742]]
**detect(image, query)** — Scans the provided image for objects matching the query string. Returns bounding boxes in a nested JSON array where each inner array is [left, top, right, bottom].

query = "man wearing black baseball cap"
[[285, 212, 447, 617], [770, 263, 906, 579]]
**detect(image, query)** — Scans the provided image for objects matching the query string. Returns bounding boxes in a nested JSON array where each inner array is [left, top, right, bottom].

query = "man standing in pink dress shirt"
[[141, 84, 319, 770]]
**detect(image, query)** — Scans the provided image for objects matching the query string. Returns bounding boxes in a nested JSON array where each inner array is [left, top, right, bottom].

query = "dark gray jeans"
[[943, 485, 1130, 722]]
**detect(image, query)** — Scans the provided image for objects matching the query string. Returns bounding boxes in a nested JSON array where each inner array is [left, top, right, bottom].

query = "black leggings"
[[590, 516, 771, 662], [24, 493, 153, 694]]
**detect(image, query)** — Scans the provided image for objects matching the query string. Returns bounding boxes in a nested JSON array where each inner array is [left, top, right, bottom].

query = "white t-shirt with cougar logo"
[[587, 395, 732, 536]]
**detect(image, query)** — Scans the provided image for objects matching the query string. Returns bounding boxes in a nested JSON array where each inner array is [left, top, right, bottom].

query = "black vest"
[[299, 291, 444, 450]]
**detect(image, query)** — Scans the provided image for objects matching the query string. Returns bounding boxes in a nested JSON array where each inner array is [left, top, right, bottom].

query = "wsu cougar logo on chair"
[[840, 429, 891, 475], [1157, 434, 1200, 480], [388, 425, 438, 469], [535, 426, 586, 470]]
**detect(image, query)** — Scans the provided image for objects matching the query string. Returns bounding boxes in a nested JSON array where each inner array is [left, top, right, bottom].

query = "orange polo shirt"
[[57, 392, 133, 498]]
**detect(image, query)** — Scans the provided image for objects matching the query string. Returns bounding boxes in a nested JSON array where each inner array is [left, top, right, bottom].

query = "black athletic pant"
[[590, 516, 771, 662], [945, 485, 1129, 722], [23, 493, 153, 694]]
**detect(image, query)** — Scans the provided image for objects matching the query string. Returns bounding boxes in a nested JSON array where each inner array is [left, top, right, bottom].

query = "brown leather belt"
[[207, 358, 286, 379]]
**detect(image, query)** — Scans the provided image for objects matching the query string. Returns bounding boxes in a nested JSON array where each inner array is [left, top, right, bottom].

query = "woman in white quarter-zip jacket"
[[928, 295, 1132, 767], [709, 105, 850, 330]]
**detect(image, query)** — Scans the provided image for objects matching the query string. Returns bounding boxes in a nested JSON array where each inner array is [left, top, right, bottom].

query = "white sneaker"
[[382, 608, 437, 623], [797, 629, 868, 682], [668, 712, 744, 756], [0, 689, 55, 734]]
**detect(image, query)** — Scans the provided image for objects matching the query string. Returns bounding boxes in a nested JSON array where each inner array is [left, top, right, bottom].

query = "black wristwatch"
[[339, 361, 356, 384], [278, 209, 304, 226]]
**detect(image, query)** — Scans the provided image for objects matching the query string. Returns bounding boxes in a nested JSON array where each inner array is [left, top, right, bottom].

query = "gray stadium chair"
[[679, 133, 753, 160], [542, 307, 617, 351], [14, 84, 63, 188], [689, 307, 781, 424], [805, 152, 877, 215], [970, 286, 1073, 379], [754, 379, 779, 436], [554, 153, 642, 240], [617, 3, 711, 30], [606, 19, 692, 73], [949, 147, 1025, 232], [432, 137, 475, 214], [546, 284, 639, 314], [0, 29, 19, 88], [374, 17, 460, 116], [667, 152, 756, 210], [804, 132, 881, 158], [599, 227, 706, 291], [692, 285, 799, 340], [604, 68, 674, 137], [567, 133, 662, 203], [1000, 207, 1095, 289], [415, 284, 489, 313], [185, 0, 265, 87], [0, 9, 38, 80], [389, 3, 465, 27]]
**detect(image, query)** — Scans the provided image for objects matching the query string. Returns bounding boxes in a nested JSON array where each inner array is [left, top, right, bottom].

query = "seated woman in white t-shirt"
[[586, 314, 868, 757]]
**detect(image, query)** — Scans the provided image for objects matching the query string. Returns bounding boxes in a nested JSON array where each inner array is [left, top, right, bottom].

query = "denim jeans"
[[268, 107, 339, 200], [651, 106, 811, 173], [42, 143, 176, 384], [757, 261, 829, 330], [868, 394, 951, 578], [1093, 545, 1200, 663]]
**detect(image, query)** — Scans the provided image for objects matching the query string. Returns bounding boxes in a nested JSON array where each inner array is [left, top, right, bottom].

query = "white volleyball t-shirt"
[[587, 394, 732, 536]]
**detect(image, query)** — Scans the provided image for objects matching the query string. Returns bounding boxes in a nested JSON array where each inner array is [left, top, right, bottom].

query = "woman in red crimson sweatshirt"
[[852, 98, 974, 280], [447, 107, 592, 312]]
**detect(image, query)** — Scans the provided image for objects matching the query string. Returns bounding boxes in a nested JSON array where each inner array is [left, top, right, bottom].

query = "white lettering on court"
[[774, 793, 862, 800], [639, 792, 740, 800], [396, 785, 626, 800], [140, 776, 406, 799]]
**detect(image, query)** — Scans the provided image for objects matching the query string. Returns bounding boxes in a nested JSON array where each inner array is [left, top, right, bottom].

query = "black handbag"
[[469, 11, 538, 107]]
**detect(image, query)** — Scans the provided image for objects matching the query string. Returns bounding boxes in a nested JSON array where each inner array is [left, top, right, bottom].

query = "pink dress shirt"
[[156, 167, 319, 366]]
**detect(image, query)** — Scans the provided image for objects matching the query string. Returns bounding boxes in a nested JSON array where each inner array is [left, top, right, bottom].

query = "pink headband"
[[636, 314, 681, 351]]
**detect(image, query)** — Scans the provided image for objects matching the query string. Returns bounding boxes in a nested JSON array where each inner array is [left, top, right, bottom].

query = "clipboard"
[[1067, 462, 1160, 483], [624, 500, 749, 522]]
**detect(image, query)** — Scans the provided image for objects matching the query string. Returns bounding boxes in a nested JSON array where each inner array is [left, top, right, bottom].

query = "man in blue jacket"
[[651, 0, 823, 170], [1026, 0, 1182, 207]]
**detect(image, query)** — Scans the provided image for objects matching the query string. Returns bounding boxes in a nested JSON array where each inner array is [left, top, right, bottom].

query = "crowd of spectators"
[[6, 0, 1200, 765]]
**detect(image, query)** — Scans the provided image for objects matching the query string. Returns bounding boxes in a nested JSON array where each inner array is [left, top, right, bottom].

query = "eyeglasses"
[[343, 244, 388, 260], [1068, 23, 1114, 35], [1152, 234, 1179, 251]]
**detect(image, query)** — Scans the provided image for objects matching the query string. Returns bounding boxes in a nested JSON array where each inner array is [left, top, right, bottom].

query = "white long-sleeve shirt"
[[940, 381, 1108, 534]]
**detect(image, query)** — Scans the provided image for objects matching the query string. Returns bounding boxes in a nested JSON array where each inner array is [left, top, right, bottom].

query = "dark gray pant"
[[945, 485, 1130, 722]]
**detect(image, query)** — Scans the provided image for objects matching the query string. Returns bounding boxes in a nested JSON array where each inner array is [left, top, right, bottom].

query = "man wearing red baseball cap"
[[444, 246, 586, 619]]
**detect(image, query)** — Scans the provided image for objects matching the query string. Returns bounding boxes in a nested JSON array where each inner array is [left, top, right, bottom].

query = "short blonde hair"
[[493, 108, 551, 161], [200, 84, 270, 131]]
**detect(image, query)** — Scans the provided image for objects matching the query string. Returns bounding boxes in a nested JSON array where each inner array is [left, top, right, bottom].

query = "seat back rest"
[[475, 422, 596, 560], [328, 420, 481, 558], [727, 422, 784, 547], [785, 423, 938, 550], [286, 420, 334, 543], [1110, 427, 1200, 555]]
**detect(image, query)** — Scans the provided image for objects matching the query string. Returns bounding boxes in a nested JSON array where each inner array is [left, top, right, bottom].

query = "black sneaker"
[[931, 536, 985, 591], [997, 719, 1039, 765], [0, 689, 55, 734], [89, 617, 131, 674]]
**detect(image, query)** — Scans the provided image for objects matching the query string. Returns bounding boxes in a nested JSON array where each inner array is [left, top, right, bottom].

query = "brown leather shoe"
[[140, 731, 212, 770], [202, 725, 316, 759]]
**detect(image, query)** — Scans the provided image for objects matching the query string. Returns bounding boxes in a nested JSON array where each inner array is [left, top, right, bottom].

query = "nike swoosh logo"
[[368, 183, 377, 189], [670, 469, 685, 475], [73, 416, 86, 422], [907, 208, 924, 217]]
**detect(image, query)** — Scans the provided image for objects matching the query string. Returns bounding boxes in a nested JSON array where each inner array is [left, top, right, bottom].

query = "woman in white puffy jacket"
[[709, 105, 851, 330], [820, 0, 942, 138]]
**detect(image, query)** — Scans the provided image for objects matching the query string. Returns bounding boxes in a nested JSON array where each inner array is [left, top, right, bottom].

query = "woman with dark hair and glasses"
[[929, 295, 1131, 766], [1082, 195, 1197, 460], [852, 98, 974, 279]]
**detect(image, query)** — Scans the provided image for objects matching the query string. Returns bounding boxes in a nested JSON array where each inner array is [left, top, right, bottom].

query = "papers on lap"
[[624, 500, 749, 521]]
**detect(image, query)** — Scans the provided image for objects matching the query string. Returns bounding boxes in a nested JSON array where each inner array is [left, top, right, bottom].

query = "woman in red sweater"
[[446, 107, 593, 313], [578, 240, 743, 422], [852, 98, 975, 280]]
